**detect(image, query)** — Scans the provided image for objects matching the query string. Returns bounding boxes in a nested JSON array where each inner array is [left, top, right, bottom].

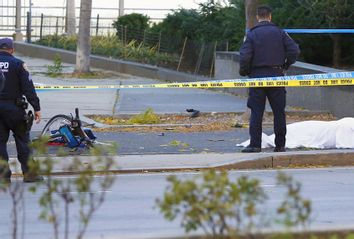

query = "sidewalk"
[[9, 54, 354, 175], [8, 149, 354, 175]]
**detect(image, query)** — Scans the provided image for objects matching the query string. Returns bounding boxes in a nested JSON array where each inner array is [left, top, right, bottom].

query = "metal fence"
[[0, 0, 174, 39], [0, 1, 227, 77], [29, 13, 116, 40]]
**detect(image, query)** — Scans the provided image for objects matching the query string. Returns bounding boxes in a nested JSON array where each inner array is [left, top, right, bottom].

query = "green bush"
[[35, 35, 178, 66], [112, 13, 150, 33], [112, 13, 151, 45], [157, 170, 313, 238], [156, 170, 267, 237]]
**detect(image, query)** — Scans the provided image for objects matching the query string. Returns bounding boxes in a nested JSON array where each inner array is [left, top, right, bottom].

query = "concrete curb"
[[218, 150, 354, 170], [8, 150, 354, 175]]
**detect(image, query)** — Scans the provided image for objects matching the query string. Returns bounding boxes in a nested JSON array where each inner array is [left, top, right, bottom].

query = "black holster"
[[24, 110, 34, 132], [15, 97, 29, 110]]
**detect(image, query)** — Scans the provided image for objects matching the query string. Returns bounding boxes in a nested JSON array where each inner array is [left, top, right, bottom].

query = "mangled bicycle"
[[39, 108, 96, 150]]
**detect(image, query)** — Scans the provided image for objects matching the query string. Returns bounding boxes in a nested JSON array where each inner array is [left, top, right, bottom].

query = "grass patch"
[[92, 108, 161, 125], [127, 108, 160, 124], [168, 140, 189, 147]]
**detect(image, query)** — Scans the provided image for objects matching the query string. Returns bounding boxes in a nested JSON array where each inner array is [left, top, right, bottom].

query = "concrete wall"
[[14, 42, 211, 84], [215, 51, 354, 118]]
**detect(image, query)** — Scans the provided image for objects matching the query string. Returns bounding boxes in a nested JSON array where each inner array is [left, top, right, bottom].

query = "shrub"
[[157, 170, 313, 238], [112, 13, 150, 33], [156, 170, 267, 237], [35, 35, 178, 67], [47, 54, 63, 76], [112, 13, 150, 43]]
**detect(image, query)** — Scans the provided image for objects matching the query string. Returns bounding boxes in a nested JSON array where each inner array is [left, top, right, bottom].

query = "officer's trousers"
[[247, 87, 286, 148], [0, 103, 30, 178]]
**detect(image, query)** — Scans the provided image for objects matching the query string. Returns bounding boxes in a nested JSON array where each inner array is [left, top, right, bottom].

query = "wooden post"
[[157, 32, 162, 53], [26, 12, 31, 43], [120, 25, 124, 41], [143, 29, 146, 46], [55, 17, 59, 35], [39, 13, 44, 40], [194, 42, 205, 74], [177, 37, 187, 72], [124, 25, 127, 45], [209, 41, 217, 78], [96, 14, 99, 36]]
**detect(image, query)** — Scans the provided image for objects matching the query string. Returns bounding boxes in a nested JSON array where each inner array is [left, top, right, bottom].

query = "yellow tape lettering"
[[210, 83, 224, 87], [340, 79, 352, 84], [233, 82, 246, 87], [300, 81, 311, 86], [313, 80, 321, 86], [276, 81, 288, 86]]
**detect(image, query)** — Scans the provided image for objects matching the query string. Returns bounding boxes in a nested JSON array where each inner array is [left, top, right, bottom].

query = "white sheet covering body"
[[238, 118, 354, 149]]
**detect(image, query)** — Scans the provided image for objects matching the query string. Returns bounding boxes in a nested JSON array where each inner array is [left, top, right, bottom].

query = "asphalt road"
[[1, 167, 354, 239], [115, 88, 248, 114], [4, 128, 279, 157]]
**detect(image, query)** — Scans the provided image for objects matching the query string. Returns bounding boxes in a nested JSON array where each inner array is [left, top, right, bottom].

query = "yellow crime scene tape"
[[34, 71, 354, 91]]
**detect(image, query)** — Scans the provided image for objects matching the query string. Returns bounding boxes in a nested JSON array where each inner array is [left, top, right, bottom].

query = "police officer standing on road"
[[0, 38, 43, 183], [239, 5, 300, 153]]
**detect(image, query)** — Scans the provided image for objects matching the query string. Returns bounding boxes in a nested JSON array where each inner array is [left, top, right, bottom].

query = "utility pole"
[[241, 0, 259, 124], [119, 0, 124, 17], [65, 0, 76, 35], [75, 0, 93, 73], [14, 0, 23, 41], [245, 0, 259, 31]]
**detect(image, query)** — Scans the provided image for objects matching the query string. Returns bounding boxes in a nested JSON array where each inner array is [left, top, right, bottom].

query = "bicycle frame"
[[41, 108, 95, 149]]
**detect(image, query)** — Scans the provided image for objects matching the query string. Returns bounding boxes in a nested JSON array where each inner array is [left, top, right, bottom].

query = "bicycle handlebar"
[[75, 108, 79, 120]]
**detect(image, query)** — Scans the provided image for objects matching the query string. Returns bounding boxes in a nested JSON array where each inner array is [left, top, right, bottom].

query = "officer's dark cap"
[[257, 5, 272, 18], [0, 38, 14, 50]]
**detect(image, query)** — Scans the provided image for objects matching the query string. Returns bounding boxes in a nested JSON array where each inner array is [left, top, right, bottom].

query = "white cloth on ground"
[[237, 117, 354, 149]]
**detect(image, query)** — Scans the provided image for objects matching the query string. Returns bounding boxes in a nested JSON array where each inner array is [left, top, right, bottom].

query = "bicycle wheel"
[[40, 114, 72, 138]]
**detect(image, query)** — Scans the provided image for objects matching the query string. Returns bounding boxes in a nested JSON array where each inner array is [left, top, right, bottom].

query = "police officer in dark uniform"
[[0, 38, 43, 183], [239, 6, 300, 153]]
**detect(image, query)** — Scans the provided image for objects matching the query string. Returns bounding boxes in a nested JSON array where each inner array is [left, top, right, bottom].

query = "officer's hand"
[[34, 111, 41, 124]]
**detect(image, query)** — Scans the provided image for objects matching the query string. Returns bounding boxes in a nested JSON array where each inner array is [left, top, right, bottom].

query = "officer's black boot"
[[23, 173, 44, 183], [274, 147, 286, 152], [0, 161, 11, 183], [241, 145, 261, 153], [21, 161, 44, 183]]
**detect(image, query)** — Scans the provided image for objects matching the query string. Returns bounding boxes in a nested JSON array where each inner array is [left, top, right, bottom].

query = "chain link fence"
[[34, 20, 228, 77], [113, 26, 229, 77]]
